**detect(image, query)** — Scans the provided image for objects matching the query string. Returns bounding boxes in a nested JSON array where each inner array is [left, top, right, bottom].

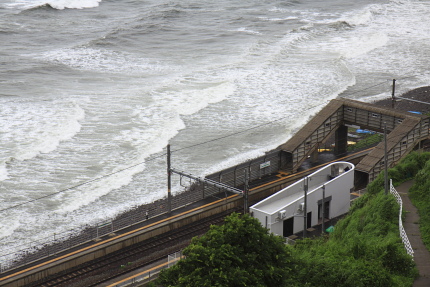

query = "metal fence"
[[389, 179, 414, 258], [0, 150, 284, 273]]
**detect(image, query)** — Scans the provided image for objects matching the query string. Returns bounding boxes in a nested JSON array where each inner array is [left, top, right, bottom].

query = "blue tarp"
[[356, 129, 375, 134]]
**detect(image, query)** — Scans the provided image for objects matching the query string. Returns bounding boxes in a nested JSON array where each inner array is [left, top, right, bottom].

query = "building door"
[[307, 212, 312, 229], [318, 196, 332, 222], [324, 202, 330, 219], [283, 217, 294, 237]]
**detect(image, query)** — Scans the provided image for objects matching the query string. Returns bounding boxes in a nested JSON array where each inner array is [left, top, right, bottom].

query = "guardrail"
[[389, 179, 414, 258]]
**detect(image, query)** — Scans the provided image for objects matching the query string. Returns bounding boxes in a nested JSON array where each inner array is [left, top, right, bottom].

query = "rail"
[[0, 149, 372, 275], [106, 251, 183, 287], [389, 179, 414, 258], [0, 151, 283, 274]]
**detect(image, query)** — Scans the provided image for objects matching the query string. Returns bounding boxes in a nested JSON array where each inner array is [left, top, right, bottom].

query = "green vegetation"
[[408, 154, 430, 250], [347, 133, 383, 152], [155, 152, 430, 286], [156, 213, 296, 287], [367, 151, 430, 194], [294, 191, 416, 286]]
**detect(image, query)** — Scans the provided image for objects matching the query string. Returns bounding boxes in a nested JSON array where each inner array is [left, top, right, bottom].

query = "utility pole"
[[321, 184, 325, 235], [303, 176, 308, 238], [167, 144, 172, 213], [384, 123, 388, 195], [391, 79, 396, 108]]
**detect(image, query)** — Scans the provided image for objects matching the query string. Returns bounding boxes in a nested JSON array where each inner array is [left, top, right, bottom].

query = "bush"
[[409, 158, 430, 250], [293, 190, 417, 286]]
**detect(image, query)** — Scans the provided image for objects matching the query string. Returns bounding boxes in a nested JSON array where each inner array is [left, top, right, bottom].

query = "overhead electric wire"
[[172, 102, 327, 154], [0, 153, 167, 213], [2, 77, 427, 212]]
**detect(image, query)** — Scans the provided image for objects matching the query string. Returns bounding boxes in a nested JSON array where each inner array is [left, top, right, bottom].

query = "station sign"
[[260, 161, 271, 169]]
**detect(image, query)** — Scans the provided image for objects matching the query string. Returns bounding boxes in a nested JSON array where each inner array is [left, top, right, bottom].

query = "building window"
[[371, 113, 380, 118], [346, 107, 353, 112]]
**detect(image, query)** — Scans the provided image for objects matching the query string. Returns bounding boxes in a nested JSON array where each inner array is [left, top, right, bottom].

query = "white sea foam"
[[336, 32, 389, 59], [0, 163, 8, 181], [4, 0, 102, 10], [258, 16, 299, 22], [0, 215, 20, 239], [0, 100, 84, 166], [56, 164, 144, 213], [46, 0, 102, 10], [2, 0, 430, 266], [40, 47, 173, 74], [173, 82, 234, 116], [235, 27, 261, 35], [339, 8, 373, 26], [0, 103, 84, 165]]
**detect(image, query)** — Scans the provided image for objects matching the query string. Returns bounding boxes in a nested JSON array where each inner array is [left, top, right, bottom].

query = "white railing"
[[389, 179, 414, 258]]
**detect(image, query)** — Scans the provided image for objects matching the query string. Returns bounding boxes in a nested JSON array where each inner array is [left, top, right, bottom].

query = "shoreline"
[[7, 86, 430, 269], [369, 86, 430, 114]]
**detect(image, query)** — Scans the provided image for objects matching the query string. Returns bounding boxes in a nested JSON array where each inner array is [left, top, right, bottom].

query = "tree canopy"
[[156, 212, 295, 287], [155, 152, 427, 287]]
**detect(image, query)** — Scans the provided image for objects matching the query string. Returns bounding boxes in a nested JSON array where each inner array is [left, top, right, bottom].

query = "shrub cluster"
[[155, 152, 430, 286], [409, 155, 430, 249], [292, 191, 417, 287]]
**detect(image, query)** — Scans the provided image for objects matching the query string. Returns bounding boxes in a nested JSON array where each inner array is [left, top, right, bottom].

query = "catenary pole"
[[322, 184, 325, 235], [167, 144, 172, 213], [391, 79, 396, 108], [303, 176, 308, 238]]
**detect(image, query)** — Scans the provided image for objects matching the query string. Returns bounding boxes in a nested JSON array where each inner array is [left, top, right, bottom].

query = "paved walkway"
[[396, 180, 430, 286]]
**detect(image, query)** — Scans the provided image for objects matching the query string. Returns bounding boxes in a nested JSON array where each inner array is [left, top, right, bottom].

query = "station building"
[[250, 162, 354, 238]]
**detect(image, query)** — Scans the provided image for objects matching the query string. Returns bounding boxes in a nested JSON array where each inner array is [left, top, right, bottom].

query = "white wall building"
[[250, 162, 354, 238]]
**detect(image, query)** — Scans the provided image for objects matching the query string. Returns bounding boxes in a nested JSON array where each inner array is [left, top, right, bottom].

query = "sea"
[[1, 0, 429, 261]]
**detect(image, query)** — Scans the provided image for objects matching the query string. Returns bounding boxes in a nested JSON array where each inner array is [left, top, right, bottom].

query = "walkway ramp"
[[397, 181, 430, 286], [279, 98, 430, 183]]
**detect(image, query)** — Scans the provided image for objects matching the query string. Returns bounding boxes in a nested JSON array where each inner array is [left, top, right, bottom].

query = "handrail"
[[389, 179, 414, 258]]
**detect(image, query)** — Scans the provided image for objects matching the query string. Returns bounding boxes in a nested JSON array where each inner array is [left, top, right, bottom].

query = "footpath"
[[396, 181, 430, 286]]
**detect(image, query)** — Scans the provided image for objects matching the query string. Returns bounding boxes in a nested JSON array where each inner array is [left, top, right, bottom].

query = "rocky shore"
[[370, 86, 430, 114]]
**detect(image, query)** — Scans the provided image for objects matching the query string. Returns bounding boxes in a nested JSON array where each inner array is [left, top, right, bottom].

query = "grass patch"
[[347, 133, 383, 152], [290, 151, 430, 286], [409, 158, 430, 251], [291, 191, 417, 286]]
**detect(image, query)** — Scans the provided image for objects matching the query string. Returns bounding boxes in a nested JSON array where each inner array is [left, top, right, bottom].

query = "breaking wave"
[[6, 0, 102, 11]]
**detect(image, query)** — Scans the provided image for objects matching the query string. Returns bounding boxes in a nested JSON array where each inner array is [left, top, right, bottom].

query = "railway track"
[[2, 149, 374, 287], [28, 207, 241, 287]]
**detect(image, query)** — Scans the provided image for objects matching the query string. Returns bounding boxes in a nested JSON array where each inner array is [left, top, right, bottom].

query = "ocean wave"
[[6, 0, 102, 11], [0, 100, 85, 173], [39, 47, 175, 74], [235, 27, 261, 35]]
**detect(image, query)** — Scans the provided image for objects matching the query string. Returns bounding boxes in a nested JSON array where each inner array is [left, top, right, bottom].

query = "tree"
[[156, 213, 296, 287]]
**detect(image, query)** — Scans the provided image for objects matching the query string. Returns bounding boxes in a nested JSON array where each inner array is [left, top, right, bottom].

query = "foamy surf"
[[0, 100, 84, 181], [4, 0, 102, 10], [1, 0, 430, 267]]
